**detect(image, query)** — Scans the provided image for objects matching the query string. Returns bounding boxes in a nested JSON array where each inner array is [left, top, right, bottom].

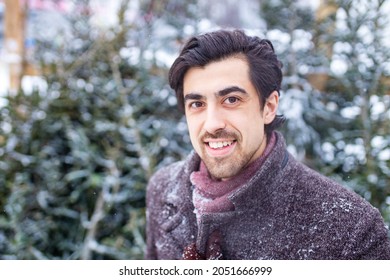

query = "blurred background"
[[0, 0, 389, 259]]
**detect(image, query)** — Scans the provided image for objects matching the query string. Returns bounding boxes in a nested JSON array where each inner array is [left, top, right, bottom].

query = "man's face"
[[183, 56, 278, 180]]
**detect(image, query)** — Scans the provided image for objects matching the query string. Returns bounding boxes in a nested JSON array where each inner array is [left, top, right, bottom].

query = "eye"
[[224, 96, 239, 104], [190, 101, 204, 108]]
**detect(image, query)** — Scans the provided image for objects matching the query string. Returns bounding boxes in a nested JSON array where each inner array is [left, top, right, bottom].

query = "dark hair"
[[169, 29, 285, 135]]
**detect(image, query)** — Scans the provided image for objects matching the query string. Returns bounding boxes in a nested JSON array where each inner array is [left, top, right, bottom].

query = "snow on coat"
[[145, 132, 390, 259]]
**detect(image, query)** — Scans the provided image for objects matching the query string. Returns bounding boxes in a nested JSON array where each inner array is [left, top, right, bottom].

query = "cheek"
[[233, 113, 264, 141], [186, 117, 201, 145]]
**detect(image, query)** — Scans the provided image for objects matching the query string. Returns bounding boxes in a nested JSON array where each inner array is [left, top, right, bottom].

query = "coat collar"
[[228, 131, 289, 211]]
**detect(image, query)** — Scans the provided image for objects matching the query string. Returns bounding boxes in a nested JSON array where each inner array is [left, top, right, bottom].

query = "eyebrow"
[[184, 86, 248, 103], [184, 93, 204, 103], [218, 86, 248, 97]]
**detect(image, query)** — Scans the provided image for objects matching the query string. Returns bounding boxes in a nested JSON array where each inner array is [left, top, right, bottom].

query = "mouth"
[[207, 140, 235, 149], [204, 140, 237, 157]]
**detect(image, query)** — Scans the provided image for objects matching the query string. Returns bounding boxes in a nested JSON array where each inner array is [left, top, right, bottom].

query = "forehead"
[[183, 57, 254, 96]]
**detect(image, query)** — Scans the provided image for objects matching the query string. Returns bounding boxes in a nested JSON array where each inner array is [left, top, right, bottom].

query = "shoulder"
[[283, 156, 390, 258], [148, 160, 186, 187], [284, 156, 376, 216], [265, 133, 381, 222], [148, 151, 198, 185], [146, 151, 200, 199]]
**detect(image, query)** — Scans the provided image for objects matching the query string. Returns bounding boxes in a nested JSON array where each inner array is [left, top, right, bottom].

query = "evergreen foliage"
[[315, 0, 390, 223], [0, 0, 191, 259]]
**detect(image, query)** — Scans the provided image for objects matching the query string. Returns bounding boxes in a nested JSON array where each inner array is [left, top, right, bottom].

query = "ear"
[[263, 91, 279, 125]]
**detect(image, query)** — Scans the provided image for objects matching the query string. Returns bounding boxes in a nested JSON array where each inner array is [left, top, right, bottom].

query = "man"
[[145, 29, 390, 259]]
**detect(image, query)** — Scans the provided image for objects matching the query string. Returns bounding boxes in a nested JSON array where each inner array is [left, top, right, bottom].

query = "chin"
[[206, 164, 242, 180]]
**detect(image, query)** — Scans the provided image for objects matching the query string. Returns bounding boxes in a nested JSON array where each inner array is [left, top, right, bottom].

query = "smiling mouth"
[[203, 139, 237, 158], [207, 140, 235, 149]]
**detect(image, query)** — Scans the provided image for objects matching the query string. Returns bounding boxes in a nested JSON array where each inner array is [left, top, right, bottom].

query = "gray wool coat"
[[145, 132, 390, 259]]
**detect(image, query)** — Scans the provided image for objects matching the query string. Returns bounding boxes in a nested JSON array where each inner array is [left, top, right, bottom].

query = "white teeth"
[[208, 141, 233, 149]]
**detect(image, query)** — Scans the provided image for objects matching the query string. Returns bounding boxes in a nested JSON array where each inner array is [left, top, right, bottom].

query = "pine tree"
[[313, 0, 390, 223]]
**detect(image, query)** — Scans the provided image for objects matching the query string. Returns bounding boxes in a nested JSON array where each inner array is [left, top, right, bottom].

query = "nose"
[[203, 106, 226, 134]]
